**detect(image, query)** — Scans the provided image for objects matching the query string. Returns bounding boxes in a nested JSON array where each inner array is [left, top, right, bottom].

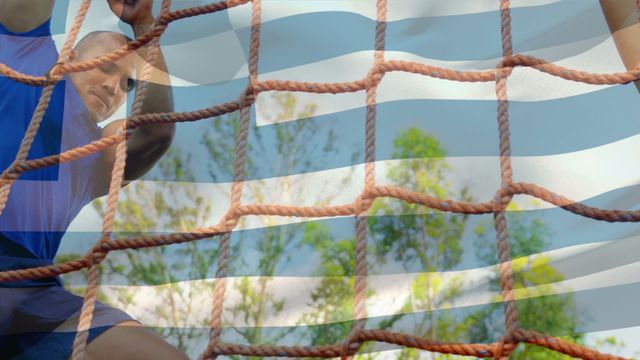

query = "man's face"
[[69, 34, 136, 123]]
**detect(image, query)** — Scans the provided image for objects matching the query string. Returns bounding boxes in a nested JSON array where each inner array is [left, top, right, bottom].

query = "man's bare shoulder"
[[0, 0, 54, 34]]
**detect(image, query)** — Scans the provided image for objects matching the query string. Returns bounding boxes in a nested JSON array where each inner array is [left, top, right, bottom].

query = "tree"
[[469, 204, 583, 359], [57, 92, 354, 357], [60, 118, 631, 359], [90, 146, 221, 355], [292, 128, 473, 359], [202, 92, 357, 356], [365, 128, 473, 359], [294, 222, 371, 358]]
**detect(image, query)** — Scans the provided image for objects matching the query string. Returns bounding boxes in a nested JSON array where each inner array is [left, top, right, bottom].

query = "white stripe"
[[253, 34, 623, 125], [55, 1, 617, 87], [46, 1, 640, 352], [58, 0, 568, 37], [64, 239, 637, 328], [64, 132, 640, 234], [53, 0, 622, 127]]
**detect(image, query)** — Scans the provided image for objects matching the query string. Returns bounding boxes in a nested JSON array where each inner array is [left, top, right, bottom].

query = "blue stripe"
[[101, 0, 607, 86], [55, 0, 604, 55], [50, 0, 69, 35], [54, 184, 640, 286], [47, 1, 609, 83], [68, 0, 608, 78], [226, 0, 604, 74], [142, 82, 639, 183]]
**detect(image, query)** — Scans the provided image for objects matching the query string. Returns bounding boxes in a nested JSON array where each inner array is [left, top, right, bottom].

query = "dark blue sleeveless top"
[[0, 19, 103, 262]]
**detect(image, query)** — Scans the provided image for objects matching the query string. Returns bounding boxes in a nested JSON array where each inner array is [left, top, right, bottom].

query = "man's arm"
[[99, 0, 175, 192], [600, 0, 640, 91], [0, 0, 54, 33]]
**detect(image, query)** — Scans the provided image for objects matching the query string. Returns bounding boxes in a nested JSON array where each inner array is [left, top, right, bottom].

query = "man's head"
[[69, 31, 136, 123]]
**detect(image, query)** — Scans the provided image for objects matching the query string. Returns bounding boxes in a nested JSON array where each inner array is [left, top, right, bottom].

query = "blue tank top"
[[0, 19, 103, 261]]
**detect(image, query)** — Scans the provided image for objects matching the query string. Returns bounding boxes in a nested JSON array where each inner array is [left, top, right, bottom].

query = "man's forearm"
[[600, 0, 640, 91], [132, 23, 173, 114], [114, 20, 175, 182], [0, 0, 55, 33], [130, 21, 175, 144], [132, 22, 173, 112]]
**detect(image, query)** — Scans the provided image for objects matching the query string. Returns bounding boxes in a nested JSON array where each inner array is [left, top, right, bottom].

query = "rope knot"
[[492, 182, 513, 212], [85, 249, 108, 267], [498, 54, 518, 69], [354, 193, 374, 216], [158, 13, 172, 26], [493, 334, 519, 359], [239, 84, 256, 108], [3, 162, 23, 179], [365, 64, 385, 89], [226, 0, 248, 7], [340, 330, 364, 360], [340, 338, 353, 360], [45, 62, 67, 85], [493, 339, 505, 359], [494, 59, 514, 81], [222, 212, 240, 232]]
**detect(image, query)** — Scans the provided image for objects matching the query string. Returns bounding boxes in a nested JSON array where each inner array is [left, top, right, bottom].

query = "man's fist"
[[107, 0, 154, 25]]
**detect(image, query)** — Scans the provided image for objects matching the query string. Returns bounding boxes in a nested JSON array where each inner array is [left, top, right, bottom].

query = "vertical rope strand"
[[342, 1, 387, 359], [70, 2, 172, 359], [493, 0, 518, 358], [202, 1, 262, 358]]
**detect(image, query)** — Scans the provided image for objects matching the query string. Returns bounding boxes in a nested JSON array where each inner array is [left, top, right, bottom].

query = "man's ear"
[[69, 48, 77, 62]]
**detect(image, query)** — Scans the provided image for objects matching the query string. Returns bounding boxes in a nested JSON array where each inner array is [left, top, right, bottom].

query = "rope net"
[[0, 0, 637, 358]]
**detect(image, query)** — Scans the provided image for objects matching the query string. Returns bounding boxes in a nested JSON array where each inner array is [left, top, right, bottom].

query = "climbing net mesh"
[[0, 0, 638, 358]]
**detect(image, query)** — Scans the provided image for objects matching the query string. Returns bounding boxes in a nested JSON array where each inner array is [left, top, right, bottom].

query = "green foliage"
[[57, 97, 630, 359], [365, 128, 474, 359], [216, 93, 356, 355], [88, 145, 220, 354], [592, 336, 638, 358], [369, 129, 469, 272], [78, 92, 353, 357], [297, 222, 356, 348], [474, 213, 550, 265], [470, 211, 584, 359]]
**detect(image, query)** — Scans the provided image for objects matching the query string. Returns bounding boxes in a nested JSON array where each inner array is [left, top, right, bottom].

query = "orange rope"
[[202, 0, 262, 357], [492, 1, 518, 359], [70, 1, 175, 358], [0, 0, 636, 358]]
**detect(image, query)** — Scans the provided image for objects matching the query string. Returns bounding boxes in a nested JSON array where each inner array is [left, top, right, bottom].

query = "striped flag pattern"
[[13, 0, 640, 358]]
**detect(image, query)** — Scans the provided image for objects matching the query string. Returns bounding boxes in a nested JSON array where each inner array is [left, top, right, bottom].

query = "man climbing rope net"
[[2, 0, 640, 359], [0, 0, 187, 358]]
